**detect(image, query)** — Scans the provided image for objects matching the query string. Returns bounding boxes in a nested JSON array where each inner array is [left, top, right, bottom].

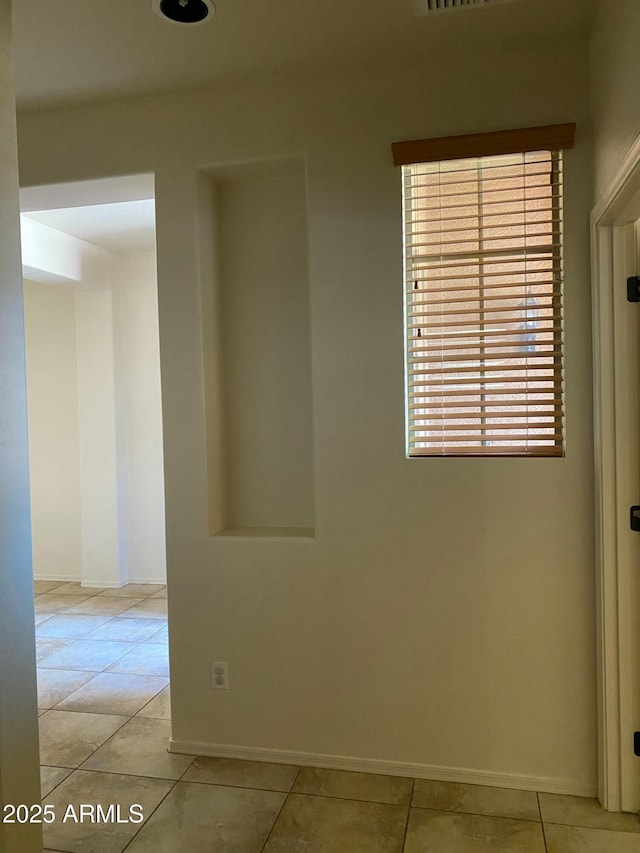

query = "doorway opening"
[[21, 175, 171, 798]]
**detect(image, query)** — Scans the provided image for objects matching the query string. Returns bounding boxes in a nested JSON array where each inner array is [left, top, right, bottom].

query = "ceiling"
[[12, 0, 593, 111], [22, 200, 156, 255], [20, 175, 156, 255], [20, 174, 156, 212]]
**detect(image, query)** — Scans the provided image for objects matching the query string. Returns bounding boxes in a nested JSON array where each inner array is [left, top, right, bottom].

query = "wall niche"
[[199, 158, 315, 538]]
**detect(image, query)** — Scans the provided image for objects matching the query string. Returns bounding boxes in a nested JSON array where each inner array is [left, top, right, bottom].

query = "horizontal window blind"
[[402, 149, 564, 457]]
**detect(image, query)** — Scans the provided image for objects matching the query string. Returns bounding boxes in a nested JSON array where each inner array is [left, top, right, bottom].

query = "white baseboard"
[[33, 574, 165, 588], [33, 573, 80, 583], [34, 575, 125, 589], [168, 739, 596, 798]]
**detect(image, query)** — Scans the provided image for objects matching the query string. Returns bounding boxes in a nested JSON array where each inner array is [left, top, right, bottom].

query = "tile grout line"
[[134, 684, 170, 719], [40, 670, 167, 712], [114, 733, 196, 853], [47, 676, 169, 715], [74, 710, 134, 769], [119, 777, 180, 853], [114, 598, 155, 618], [38, 617, 166, 645], [48, 764, 187, 784], [51, 770, 535, 813], [289, 765, 302, 792], [401, 779, 415, 852], [402, 803, 545, 825], [157, 778, 303, 795], [248, 787, 434, 810], [175, 756, 198, 781], [38, 642, 144, 672], [540, 818, 640, 833], [537, 792, 550, 852], [257, 766, 302, 852], [36, 592, 147, 615], [40, 768, 74, 803], [258, 790, 291, 853], [43, 770, 439, 806], [35, 583, 161, 601]]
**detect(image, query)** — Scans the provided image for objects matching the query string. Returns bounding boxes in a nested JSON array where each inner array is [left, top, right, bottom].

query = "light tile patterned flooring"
[[35, 580, 640, 852]]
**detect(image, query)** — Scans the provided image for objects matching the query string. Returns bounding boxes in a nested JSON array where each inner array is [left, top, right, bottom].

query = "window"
[[393, 124, 575, 457]]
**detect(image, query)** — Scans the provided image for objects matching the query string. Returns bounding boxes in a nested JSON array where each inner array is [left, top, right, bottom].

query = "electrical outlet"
[[211, 661, 229, 689]]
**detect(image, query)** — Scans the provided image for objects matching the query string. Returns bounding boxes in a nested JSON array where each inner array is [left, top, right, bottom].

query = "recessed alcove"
[[198, 158, 315, 538]]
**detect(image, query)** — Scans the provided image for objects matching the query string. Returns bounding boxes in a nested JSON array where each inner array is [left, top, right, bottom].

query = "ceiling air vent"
[[414, 0, 521, 14]]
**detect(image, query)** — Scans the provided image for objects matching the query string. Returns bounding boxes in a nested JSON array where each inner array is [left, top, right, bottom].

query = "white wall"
[[23, 279, 82, 580], [215, 168, 315, 531], [75, 286, 123, 586], [114, 251, 166, 583], [17, 33, 595, 794], [21, 214, 113, 288], [0, 1, 41, 849], [591, 0, 640, 198], [22, 230, 166, 587]]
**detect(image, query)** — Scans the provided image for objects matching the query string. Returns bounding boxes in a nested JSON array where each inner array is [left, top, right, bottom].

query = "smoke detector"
[[152, 0, 215, 25], [414, 0, 521, 14]]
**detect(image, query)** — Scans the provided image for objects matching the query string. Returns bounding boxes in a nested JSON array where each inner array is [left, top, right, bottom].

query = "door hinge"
[[627, 276, 640, 302], [634, 732, 640, 756], [631, 506, 640, 531]]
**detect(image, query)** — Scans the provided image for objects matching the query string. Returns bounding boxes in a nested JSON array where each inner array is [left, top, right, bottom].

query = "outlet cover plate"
[[211, 661, 229, 689]]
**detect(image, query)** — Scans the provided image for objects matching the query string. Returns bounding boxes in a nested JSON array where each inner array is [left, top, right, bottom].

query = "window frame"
[[393, 124, 575, 459]]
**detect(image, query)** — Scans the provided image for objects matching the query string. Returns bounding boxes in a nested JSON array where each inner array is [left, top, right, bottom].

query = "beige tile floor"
[[35, 580, 640, 852]]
